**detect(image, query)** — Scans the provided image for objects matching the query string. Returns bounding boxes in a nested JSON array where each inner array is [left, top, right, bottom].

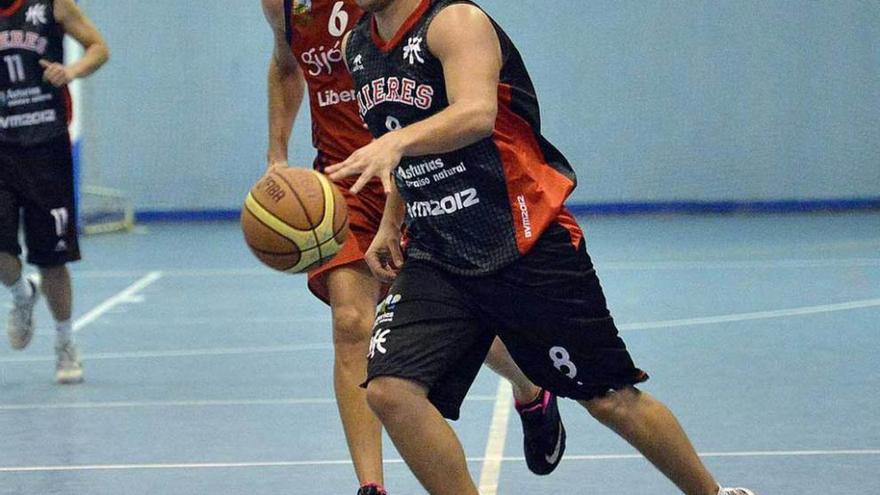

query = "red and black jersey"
[[346, 0, 581, 275], [0, 0, 69, 145], [284, 0, 371, 168]]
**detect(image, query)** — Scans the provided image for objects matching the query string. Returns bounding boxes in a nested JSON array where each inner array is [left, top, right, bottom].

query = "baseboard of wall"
[[565, 198, 880, 215], [136, 210, 242, 222], [134, 198, 880, 223]]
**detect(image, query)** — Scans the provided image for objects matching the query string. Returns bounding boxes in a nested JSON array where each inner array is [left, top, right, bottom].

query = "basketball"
[[241, 167, 349, 274]]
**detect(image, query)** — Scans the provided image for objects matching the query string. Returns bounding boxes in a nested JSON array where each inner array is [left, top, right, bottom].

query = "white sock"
[[9, 276, 33, 303], [56, 320, 72, 345]]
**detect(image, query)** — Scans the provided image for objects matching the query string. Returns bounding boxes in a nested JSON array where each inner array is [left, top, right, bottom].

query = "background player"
[[1, 0, 109, 384], [327, 0, 756, 493], [261, 1, 567, 493]]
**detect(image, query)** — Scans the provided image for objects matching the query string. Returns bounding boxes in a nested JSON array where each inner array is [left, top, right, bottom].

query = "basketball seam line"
[[249, 235, 341, 256], [243, 202, 303, 271], [271, 170, 325, 263], [243, 200, 298, 250]]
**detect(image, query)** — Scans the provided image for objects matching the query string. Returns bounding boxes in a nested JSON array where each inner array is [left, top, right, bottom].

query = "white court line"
[[602, 258, 880, 270], [618, 297, 880, 331], [67, 258, 880, 279], [1, 449, 877, 473], [4, 297, 878, 364], [0, 395, 497, 412], [477, 379, 513, 495], [72, 268, 268, 278], [106, 316, 330, 326], [73, 271, 163, 334], [0, 343, 332, 363]]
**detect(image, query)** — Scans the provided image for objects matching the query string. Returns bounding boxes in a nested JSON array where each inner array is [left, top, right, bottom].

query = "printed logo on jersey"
[[317, 88, 356, 108], [25, 4, 48, 26], [300, 41, 344, 76], [350, 54, 364, 73], [395, 157, 471, 189], [292, 0, 313, 26], [368, 328, 391, 359], [0, 30, 50, 54], [407, 188, 480, 218], [0, 109, 56, 129], [356, 77, 434, 117], [403, 36, 425, 65], [374, 293, 401, 326], [517, 195, 533, 239]]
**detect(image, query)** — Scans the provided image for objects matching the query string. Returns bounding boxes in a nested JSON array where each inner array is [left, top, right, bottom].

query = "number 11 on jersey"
[[3, 55, 26, 83]]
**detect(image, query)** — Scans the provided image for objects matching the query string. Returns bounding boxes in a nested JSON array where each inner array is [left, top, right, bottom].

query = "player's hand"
[[365, 224, 403, 284], [325, 134, 403, 195], [267, 160, 288, 173], [39, 60, 74, 87]]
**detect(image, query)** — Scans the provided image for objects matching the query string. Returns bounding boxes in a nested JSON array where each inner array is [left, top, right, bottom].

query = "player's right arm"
[[41, 0, 109, 87], [262, 0, 306, 168], [365, 182, 405, 283]]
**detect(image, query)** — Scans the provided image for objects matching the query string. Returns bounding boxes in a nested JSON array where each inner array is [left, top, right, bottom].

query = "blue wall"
[[79, 1, 880, 212]]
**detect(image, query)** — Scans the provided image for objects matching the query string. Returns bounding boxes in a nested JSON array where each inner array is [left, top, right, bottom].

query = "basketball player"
[[261, 1, 567, 493], [326, 1, 757, 493], [1, 0, 108, 384]]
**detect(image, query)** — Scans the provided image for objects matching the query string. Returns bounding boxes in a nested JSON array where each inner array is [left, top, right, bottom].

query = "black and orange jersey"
[[0, 0, 69, 145], [284, 0, 371, 168], [346, 0, 581, 275]]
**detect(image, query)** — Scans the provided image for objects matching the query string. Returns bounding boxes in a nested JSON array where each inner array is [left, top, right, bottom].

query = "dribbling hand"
[[325, 134, 403, 195], [267, 160, 288, 173]]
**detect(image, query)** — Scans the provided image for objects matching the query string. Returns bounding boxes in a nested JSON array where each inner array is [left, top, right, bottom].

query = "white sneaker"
[[7, 274, 40, 350], [55, 341, 84, 384], [720, 488, 756, 495]]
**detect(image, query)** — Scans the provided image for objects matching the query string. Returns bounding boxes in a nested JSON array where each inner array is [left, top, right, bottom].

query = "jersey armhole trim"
[[0, 0, 25, 17], [283, 0, 294, 46]]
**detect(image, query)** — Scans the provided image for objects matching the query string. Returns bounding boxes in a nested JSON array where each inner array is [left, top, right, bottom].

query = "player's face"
[[355, 0, 395, 13]]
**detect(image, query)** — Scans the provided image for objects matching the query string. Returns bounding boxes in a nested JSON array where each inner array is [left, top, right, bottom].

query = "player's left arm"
[[41, 0, 110, 87], [326, 4, 502, 193]]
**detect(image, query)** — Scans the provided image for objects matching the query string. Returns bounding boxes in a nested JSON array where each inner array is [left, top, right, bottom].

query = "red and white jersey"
[[284, 0, 371, 168]]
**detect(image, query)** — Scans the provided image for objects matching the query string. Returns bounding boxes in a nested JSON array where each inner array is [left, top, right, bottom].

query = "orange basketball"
[[241, 167, 349, 274]]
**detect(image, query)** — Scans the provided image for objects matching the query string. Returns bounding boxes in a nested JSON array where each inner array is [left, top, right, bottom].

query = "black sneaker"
[[357, 483, 387, 495], [515, 389, 566, 475]]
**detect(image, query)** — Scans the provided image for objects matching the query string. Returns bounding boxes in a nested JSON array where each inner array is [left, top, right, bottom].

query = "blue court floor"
[[1, 211, 878, 494]]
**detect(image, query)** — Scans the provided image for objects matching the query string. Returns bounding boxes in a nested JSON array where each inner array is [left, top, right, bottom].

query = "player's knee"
[[331, 304, 374, 348], [37, 264, 67, 279], [583, 387, 638, 425], [365, 376, 423, 420], [365, 377, 404, 419]]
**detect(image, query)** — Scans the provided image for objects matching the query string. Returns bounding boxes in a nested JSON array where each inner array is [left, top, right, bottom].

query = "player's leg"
[[483, 337, 566, 475], [325, 262, 385, 490], [2, 252, 40, 350], [37, 264, 71, 325], [1, 146, 38, 350], [364, 260, 493, 494], [579, 387, 718, 495], [483, 337, 539, 402], [35, 262, 80, 383], [366, 376, 478, 495], [0, 253, 23, 286], [21, 135, 82, 383], [488, 222, 750, 494]]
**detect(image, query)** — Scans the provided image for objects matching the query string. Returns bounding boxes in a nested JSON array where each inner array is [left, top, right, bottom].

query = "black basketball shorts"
[[365, 222, 648, 420], [0, 134, 81, 266]]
